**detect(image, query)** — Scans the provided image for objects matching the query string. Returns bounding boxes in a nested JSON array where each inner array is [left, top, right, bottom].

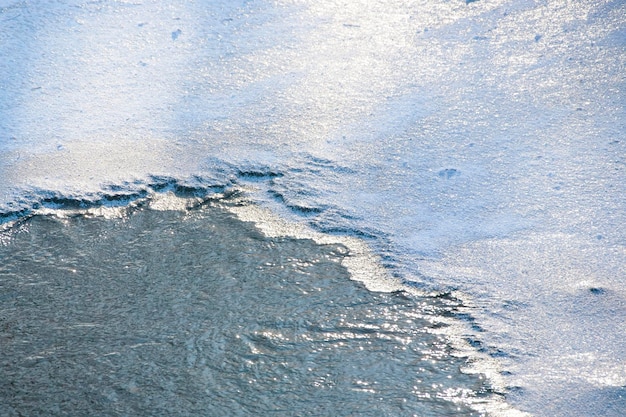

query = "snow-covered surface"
[[1, 1, 625, 415]]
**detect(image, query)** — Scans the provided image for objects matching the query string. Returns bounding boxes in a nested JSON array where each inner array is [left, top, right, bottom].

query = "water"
[[1, 0, 625, 415]]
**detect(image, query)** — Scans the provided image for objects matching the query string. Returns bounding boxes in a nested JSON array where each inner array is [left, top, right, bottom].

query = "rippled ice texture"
[[0, 0, 625, 416], [1, 205, 493, 416]]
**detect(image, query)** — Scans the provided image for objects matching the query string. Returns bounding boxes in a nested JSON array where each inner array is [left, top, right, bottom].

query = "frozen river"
[[1, 1, 625, 415]]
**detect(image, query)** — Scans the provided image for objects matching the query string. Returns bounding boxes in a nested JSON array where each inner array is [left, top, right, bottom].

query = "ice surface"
[[1, 205, 502, 417], [1, 0, 625, 415]]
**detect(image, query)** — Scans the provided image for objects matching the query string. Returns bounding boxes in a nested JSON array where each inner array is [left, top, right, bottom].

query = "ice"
[[1, 0, 625, 415]]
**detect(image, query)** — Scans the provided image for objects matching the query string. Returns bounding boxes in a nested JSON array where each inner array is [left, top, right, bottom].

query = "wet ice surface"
[[1, 204, 493, 416], [1, 0, 625, 415]]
